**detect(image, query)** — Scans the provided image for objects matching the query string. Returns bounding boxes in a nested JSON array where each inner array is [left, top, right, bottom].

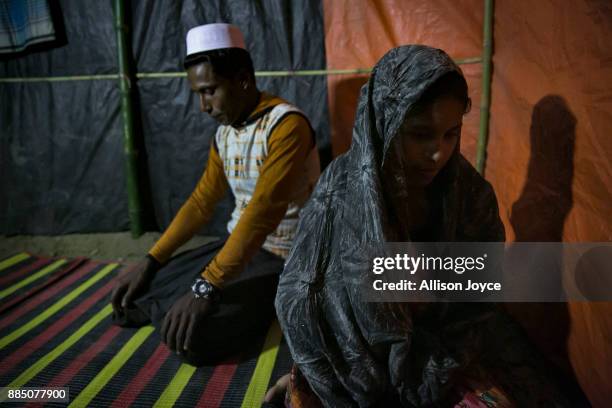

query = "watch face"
[[192, 278, 213, 297], [199, 281, 210, 296], [192, 279, 203, 296]]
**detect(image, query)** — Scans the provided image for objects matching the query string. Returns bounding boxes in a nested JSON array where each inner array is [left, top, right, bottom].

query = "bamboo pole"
[[476, 0, 494, 175], [114, 0, 142, 237], [0, 74, 120, 82], [0, 56, 482, 83]]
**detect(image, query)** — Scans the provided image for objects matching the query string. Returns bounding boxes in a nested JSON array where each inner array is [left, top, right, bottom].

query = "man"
[[110, 23, 320, 365]]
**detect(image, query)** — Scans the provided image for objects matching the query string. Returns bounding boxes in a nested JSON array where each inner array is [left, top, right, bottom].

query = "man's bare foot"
[[264, 373, 291, 404]]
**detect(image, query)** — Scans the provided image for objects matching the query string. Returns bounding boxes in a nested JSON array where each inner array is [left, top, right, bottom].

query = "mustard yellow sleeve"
[[202, 114, 314, 288], [149, 143, 229, 263]]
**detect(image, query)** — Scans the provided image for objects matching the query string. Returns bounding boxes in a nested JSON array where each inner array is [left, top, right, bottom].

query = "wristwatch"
[[191, 277, 221, 303]]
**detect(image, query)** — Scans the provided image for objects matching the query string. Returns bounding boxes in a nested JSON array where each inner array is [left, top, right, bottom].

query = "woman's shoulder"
[[455, 154, 505, 241], [456, 155, 493, 191], [452, 155, 499, 208]]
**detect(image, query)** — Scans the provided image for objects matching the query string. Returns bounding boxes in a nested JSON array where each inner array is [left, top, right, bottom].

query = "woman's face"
[[395, 96, 465, 187]]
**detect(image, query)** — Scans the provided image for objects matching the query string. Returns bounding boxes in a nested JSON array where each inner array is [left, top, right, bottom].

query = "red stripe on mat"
[[0, 258, 51, 287], [110, 343, 172, 407], [0, 258, 87, 315], [0, 261, 100, 331], [196, 358, 239, 407], [23, 325, 123, 408], [0, 279, 115, 376]]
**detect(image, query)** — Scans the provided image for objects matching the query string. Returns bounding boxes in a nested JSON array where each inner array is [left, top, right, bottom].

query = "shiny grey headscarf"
[[276, 45, 505, 407]]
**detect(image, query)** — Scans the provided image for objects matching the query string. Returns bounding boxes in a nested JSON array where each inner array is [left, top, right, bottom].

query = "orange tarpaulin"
[[489, 2, 612, 406], [322, 0, 612, 406], [323, 0, 484, 159]]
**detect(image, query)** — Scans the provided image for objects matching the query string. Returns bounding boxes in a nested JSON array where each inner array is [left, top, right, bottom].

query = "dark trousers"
[[112, 240, 284, 365]]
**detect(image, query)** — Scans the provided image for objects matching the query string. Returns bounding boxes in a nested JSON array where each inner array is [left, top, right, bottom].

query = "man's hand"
[[161, 291, 213, 353], [111, 256, 158, 317]]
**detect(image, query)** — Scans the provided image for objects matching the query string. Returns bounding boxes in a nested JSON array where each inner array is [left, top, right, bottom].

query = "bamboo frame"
[[114, 0, 143, 237], [0, 57, 482, 82], [476, 0, 494, 175]]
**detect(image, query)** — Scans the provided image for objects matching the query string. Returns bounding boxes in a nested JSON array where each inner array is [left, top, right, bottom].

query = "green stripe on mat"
[[0, 259, 67, 299], [8, 304, 113, 388], [0, 253, 30, 272], [69, 325, 155, 407], [153, 363, 198, 408], [0, 263, 118, 350], [240, 320, 283, 408]]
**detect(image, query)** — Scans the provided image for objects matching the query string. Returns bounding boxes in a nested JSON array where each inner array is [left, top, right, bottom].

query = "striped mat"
[[0, 253, 293, 407]]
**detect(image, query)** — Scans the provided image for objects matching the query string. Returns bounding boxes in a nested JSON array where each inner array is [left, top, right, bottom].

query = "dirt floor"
[[0, 232, 217, 263]]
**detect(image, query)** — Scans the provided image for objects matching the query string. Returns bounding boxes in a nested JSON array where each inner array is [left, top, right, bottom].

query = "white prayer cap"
[[186, 23, 246, 56]]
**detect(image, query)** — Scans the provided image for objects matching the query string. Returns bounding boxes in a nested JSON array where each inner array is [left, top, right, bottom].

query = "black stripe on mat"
[[0, 254, 42, 278], [0, 262, 118, 335], [174, 363, 216, 407], [0, 258, 87, 316], [0, 265, 117, 384], [269, 337, 294, 388], [116, 339, 186, 407], [27, 319, 129, 389], [219, 337, 265, 408]]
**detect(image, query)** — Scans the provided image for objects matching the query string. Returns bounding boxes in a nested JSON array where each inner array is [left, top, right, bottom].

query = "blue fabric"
[[0, 0, 55, 53]]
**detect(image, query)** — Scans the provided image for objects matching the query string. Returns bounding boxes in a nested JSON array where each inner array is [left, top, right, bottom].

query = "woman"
[[272, 46, 572, 407]]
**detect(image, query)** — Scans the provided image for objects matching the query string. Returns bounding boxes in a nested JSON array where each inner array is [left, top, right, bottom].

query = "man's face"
[[394, 96, 464, 187], [187, 62, 245, 126]]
